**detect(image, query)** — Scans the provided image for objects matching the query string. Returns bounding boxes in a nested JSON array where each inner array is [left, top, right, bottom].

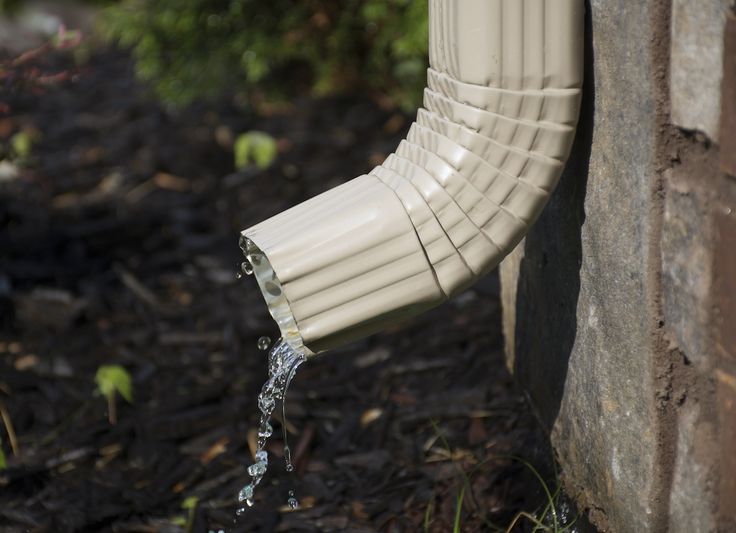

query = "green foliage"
[[0, 445, 6, 471], [0, 0, 21, 13], [453, 484, 466, 533], [171, 496, 199, 531], [100, 0, 428, 109], [0, 0, 114, 14], [181, 496, 199, 510], [95, 365, 133, 403], [96, 364, 133, 425], [429, 419, 579, 533], [10, 131, 32, 160], [234, 131, 277, 170]]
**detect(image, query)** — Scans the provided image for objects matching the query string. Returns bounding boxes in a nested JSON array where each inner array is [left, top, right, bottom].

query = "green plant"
[[453, 484, 466, 533], [10, 131, 32, 160], [171, 496, 199, 531], [95, 365, 133, 425], [423, 493, 435, 532], [429, 420, 579, 533], [0, 444, 6, 471], [100, 0, 428, 110], [234, 131, 278, 170]]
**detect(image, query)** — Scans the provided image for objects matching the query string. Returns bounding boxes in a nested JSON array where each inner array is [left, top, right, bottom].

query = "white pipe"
[[242, 0, 584, 355]]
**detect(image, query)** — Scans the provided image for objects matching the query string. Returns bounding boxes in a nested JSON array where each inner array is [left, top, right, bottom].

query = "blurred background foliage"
[[98, 0, 429, 110]]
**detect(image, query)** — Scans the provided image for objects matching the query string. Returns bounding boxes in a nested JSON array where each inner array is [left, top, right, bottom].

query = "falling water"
[[235, 260, 252, 280], [235, 246, 307, 514], [236, 337, 306, 514]]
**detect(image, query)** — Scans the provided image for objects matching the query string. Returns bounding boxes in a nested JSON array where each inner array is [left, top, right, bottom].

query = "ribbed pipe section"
[[242, 0, 584, 354]]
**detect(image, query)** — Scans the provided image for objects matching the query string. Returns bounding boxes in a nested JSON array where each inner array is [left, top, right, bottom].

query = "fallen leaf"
[[200, 436, 230, 465]]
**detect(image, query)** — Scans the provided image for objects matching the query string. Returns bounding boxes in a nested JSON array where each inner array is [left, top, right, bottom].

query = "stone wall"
[[499, 2, 736, 532]]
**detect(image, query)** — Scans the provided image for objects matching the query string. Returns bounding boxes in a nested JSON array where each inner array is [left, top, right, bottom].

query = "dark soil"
[[0, 48, 563, 532]]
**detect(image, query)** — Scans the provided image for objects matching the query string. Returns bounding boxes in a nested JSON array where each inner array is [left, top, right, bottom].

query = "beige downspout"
[[241, 0, 584, 355]]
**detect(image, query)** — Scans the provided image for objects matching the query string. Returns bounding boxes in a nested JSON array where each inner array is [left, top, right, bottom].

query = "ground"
[[0, 47, 567, 532]]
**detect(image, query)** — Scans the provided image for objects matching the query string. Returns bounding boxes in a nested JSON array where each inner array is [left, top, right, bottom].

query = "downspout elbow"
[[242, 0, 585, 355]]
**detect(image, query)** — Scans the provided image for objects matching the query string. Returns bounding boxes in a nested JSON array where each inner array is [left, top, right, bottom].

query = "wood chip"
[[14, 354, 39, 370], [200, 436, 230, 465], [360, 407, 383, 427], [153, 172, 190, 191]]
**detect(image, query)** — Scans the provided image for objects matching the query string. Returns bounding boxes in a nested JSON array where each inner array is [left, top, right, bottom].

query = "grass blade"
[[453, 485, 466, 533]]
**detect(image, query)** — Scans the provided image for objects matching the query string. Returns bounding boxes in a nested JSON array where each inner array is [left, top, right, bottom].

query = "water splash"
[[236, 260, 254, 280], [257, 336, 271, 351], [237, 338, 305, 510]]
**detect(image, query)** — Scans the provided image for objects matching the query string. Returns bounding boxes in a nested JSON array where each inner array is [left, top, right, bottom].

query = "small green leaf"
[[95, 365, 133, 403], [234, 131, 278, 170], [170, 516, 187, 527], [0, 446, 6, 470], [10, 132, 32, 160], [181, 496, 198, 510]]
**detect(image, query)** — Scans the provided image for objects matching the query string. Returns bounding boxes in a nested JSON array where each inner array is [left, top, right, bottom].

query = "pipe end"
[[239, 234, 315, 358]]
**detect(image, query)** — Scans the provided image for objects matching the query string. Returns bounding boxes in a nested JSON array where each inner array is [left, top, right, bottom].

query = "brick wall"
[[499, 2, 736, 531]]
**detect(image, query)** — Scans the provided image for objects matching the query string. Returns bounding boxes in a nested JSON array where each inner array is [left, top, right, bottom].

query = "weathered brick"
[[716, 367, 736, 526], [671, 0, 730, 140], [662, 172, 712, 368], [721, 13, 736, 176]]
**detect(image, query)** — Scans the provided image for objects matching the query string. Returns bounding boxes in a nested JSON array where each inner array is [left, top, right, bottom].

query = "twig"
[[114, 263, 162, 309], [0, 400, 19, 456]]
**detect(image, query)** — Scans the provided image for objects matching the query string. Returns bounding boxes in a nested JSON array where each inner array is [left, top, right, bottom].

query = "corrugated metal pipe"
[[241, 0, 584, 355]]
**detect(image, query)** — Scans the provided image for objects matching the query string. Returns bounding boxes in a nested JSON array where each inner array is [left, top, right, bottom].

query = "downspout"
[[241, 0, 584, 356]]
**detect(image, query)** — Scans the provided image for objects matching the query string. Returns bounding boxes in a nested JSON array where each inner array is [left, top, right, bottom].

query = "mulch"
[[0, 47, 563, 532]]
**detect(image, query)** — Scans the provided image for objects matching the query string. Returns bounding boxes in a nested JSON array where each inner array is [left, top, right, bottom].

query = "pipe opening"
[[239, 235, 313, 357]]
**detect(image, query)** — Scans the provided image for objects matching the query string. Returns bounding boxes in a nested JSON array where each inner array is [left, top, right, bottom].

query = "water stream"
[[235, 258, 307, 514], [234, 243, 315, 522]]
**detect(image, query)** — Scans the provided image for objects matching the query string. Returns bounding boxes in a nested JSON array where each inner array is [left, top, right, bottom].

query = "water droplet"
[[248, 460, 267, 477], [246, 498, 254, 507], [255, 450, 268, 463], [238, 484, 254, 502], [258, 422, 273, 439], [284, 444, 293, 471], [241, 260, 254, 275], [236, 271, 243, 279], [257, 336, 271, 351], [287, 490, 299, 510], [236, 507, 246, 516]]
